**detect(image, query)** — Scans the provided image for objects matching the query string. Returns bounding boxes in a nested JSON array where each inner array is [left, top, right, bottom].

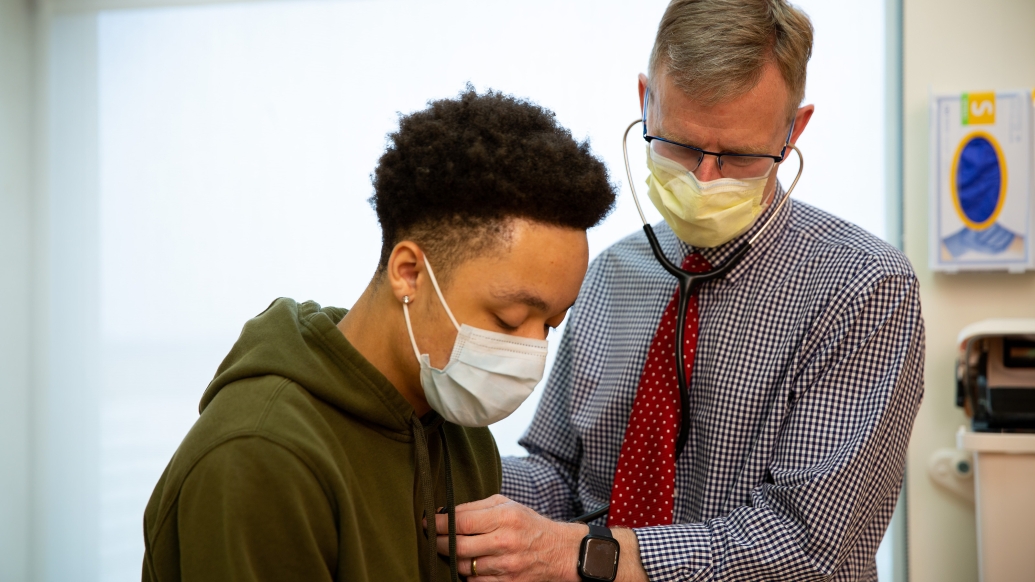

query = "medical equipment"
[[955, 315, 1035, 582], [956, 319, 1035, 431], [572, 119, 804, 524]]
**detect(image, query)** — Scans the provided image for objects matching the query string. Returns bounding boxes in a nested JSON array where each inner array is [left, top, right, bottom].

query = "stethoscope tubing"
[[572, 120, 803, 525]]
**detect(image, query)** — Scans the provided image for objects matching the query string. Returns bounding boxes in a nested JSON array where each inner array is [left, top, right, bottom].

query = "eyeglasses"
[[642, 88, 795, 180]]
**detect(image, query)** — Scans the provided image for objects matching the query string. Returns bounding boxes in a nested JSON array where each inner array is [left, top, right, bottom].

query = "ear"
[[386, 241, 425, 304], [638, 73, 649, 114], [789, 104, 815, 145]]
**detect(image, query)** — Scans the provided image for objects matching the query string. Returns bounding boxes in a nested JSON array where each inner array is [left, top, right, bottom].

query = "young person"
[[140, 88, 616, 582]]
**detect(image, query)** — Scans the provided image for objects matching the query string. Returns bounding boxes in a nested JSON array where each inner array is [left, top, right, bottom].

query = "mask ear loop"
[[401, 296, 423, 362], [400, 256, 462, 363], [422, 257, 461, 332]]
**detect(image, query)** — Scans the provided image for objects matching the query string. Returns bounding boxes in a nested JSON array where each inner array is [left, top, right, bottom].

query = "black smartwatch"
[[577, 524, 620, 582]]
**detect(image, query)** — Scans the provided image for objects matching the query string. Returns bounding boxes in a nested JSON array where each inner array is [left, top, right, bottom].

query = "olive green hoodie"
[[141, 299, 501, 581]]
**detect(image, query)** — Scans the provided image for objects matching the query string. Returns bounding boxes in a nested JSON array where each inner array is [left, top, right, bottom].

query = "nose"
[[692, 154, 723, 181]]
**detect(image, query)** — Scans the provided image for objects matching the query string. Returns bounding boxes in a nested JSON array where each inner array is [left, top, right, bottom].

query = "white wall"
[[775, 0, 887, 239], [0, 0, 35, 580], [903, 1, 1035, 580], [36, 12, 103, 582]]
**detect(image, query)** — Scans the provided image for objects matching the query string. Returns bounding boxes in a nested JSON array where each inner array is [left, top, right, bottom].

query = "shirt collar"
[[658, 182, 792, 286]]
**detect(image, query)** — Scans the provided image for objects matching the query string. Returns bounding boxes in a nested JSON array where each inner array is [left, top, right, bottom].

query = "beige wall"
[[902, 0, 1035, 580]]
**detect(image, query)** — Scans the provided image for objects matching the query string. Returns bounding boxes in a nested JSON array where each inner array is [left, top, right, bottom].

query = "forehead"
[[651, 64, 790, 152], [444, 220, 588, 313]]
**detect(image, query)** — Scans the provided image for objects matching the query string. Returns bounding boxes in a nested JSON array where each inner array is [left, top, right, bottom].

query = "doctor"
[[434, 1, 925, 580]]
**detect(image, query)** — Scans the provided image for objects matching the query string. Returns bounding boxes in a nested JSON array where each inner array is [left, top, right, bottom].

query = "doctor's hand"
[[433, 495, 648, 582]]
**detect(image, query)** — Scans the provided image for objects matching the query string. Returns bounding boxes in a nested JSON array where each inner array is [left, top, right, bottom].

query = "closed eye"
[[495, 315, 519, 331]]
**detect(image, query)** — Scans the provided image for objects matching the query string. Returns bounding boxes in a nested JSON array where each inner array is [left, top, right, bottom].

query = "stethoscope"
[[572, 119, 804, 524]]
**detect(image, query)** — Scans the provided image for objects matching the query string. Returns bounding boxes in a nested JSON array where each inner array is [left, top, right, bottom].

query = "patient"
[[140, 87, 616, 582]]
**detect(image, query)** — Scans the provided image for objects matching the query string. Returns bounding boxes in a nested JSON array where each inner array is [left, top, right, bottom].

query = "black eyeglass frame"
[[641, 87, 796, 176]]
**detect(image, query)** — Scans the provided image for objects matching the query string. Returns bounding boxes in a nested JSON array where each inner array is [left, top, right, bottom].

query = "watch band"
[[587, 524, 613, 539]]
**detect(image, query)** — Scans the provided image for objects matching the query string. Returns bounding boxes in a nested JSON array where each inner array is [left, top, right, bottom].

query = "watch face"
[[581, 538, 618, 580]]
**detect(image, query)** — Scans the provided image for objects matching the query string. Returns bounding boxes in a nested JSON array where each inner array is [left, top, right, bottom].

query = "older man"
[[435, 1, 924, 581]]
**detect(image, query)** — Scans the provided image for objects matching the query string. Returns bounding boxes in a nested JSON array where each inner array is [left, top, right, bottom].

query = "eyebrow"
[[493, 289, 550, 312]]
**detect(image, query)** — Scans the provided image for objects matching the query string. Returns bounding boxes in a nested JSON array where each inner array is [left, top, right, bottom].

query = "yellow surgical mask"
[[645, 144, 772, 248]]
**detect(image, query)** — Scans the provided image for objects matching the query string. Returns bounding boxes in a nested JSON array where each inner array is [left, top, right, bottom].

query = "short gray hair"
[[648, 0, 814, 119]]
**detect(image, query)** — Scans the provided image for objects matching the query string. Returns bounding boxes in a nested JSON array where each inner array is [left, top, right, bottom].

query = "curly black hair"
[[370, 87, 616, 275]]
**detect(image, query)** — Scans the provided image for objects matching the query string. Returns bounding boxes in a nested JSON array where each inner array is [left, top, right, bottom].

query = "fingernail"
[[436, 506, 447, 514]]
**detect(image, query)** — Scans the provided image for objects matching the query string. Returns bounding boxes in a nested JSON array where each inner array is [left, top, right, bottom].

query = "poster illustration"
[[930, 90, 1033, 272]]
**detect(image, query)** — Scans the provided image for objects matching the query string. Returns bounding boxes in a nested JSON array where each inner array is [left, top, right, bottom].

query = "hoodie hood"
[[201, 298, 419, 438]]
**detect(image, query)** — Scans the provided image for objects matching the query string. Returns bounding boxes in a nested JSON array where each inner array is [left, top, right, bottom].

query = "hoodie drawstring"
[[413, 418, 459, 582], [440, 426, 458, 582], [412, 416, 438, 582]]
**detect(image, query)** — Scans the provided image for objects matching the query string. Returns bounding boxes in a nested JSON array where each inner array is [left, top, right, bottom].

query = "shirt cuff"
[[633, 522, 711, 582]]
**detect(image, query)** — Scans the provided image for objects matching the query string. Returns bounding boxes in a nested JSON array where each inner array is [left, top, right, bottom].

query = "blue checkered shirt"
[[501, 195, 925, 581]]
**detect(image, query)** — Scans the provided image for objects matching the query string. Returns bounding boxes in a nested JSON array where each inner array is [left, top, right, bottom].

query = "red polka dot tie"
[[606, 252, 711, 529]]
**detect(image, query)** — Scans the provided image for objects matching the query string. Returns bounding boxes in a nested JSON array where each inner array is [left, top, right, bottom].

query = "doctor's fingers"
[[445, 536, 565, 582], [435, 527, 509, 558], [434, 503, 517, 536], [454, 554, 521, 582]]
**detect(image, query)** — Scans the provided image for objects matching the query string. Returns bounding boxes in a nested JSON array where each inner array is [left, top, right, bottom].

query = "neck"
[[336, 279, 431, 417]]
